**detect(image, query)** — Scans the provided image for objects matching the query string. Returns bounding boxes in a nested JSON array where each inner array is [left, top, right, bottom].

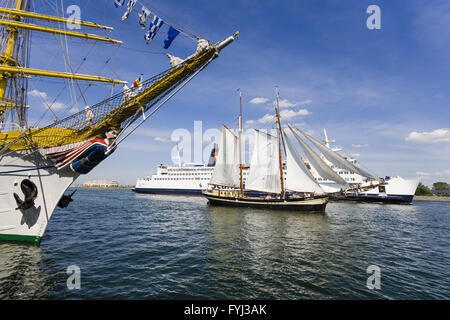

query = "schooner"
[[0, 0, 237, 243], [202, 88, 329, 211]]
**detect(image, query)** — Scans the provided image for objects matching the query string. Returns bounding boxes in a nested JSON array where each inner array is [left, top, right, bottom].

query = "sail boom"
[[0, 65, 125, 84], [0, 8, 114, 30], [0, 20, 122, 44]]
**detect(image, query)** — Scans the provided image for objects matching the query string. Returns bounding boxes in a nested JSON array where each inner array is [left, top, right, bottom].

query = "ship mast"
[[275, 86, 285, 199], [0, 0, 25, 125], [238, 89, 244, 195], [0, 0, 124, 128]]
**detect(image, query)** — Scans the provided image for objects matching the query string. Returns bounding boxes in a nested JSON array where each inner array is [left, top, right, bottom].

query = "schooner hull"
[[203, 192, 329, 212], [0, 151, 78, 244]]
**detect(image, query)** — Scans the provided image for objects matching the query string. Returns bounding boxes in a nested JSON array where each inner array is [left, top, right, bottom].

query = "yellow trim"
[[0, 20, 122, 44], [0, 65, 125, 84], [2, 45, 218, 150], [0, 128, 76, 150], [0, 8, 114, 30]]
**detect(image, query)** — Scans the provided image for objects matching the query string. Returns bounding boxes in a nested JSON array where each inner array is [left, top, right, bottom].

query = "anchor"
[[57, 190, 77, 208], [13, 179, 38, 210]]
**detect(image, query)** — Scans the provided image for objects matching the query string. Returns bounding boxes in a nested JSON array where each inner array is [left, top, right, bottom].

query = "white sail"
[[209, 125, 240, 188], [294, 127, 377, 179], [245, 130, 281, 194], [284, 131, 325, 194], [288, 126, 349, 186]]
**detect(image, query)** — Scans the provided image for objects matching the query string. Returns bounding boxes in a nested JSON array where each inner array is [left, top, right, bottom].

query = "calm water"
[[0, 189, 449, 300]]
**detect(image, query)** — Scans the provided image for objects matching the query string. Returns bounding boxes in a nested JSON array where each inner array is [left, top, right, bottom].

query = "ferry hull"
[[323, 177, 419, 205], [329, 194, 414, 204], [134, 187, 204, 196], [0, 151, 78, 244], [203, 192, 329, 212]]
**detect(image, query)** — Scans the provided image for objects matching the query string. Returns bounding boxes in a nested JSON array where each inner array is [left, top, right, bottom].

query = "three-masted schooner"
[[202, 88, 329, 211], [0, 0, 237, 244], [289, 126, 419, 204]]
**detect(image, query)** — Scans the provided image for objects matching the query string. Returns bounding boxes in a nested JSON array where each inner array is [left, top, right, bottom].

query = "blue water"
[[0, 189, 449, 299]]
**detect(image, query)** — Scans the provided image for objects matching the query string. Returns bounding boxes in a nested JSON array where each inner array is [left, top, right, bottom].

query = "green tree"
[[415, 182, 433, 196], [433, 182, 450, 191]]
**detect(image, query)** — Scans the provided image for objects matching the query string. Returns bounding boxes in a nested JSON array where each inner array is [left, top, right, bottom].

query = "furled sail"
[[245, 130, 281, 194], [294, 127, 378, 179], [284, 131, 324, 194], [209, 125, 240, 188], [288, 125, 348, 186]]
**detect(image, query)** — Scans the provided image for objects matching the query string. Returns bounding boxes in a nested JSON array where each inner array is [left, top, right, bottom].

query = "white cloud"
[[249, 108, 310, 124], [279, 108, 310, 119], [352, 144, 369, 148], [256, 113, 275, 124], [416, 170, 450, 177], [278, 99, 298, 108], [28, 89, 48, 99], [154, 136, 170, 142], [275, 98, 312, 108], [49, 102, 66, 111], [249, 97, 268, 104], [298, 99, 312, 105], [405, 128, 450, 143]]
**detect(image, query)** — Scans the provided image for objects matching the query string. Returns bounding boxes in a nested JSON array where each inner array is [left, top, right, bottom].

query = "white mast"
[[238, 89, 243, 195]]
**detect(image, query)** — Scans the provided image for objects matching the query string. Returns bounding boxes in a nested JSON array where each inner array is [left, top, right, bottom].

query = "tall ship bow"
[[0, 0, 237, 244]]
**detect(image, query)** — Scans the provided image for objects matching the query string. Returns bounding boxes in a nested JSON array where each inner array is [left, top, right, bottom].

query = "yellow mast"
[[0, 7, 114, 30], [0, 0, 25, 101], [0, 0, 123, 120], [0, 66, 126, 84]]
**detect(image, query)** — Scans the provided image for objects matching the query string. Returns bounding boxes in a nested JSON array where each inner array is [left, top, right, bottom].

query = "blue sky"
[[24, 0, 450, 187]]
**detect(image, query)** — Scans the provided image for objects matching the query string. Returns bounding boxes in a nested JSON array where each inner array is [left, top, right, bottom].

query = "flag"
[[133, 74, 143, 88], [114, 0, 125, 7], [138, 6, 151, 29], [163, 26, 180, 49], [145, 15, 164, 44], [121, 0, 137, 20]]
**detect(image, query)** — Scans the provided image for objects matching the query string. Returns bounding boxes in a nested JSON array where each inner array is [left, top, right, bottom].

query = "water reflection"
[[205, 206, 333, 298], [0, 243, 53, 299]]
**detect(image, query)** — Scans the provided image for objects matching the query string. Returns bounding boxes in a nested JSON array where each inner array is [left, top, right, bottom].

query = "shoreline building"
[[83, 180, 119, 188]]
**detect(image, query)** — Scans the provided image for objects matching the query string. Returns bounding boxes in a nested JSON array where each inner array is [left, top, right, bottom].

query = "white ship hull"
[[134, 177, 209, 195], [0, 151, 78, 244], [324, 176, 420, 203]]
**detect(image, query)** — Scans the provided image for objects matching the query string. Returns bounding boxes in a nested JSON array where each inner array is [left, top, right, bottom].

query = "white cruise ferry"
[[134, 145, 248, 195]]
